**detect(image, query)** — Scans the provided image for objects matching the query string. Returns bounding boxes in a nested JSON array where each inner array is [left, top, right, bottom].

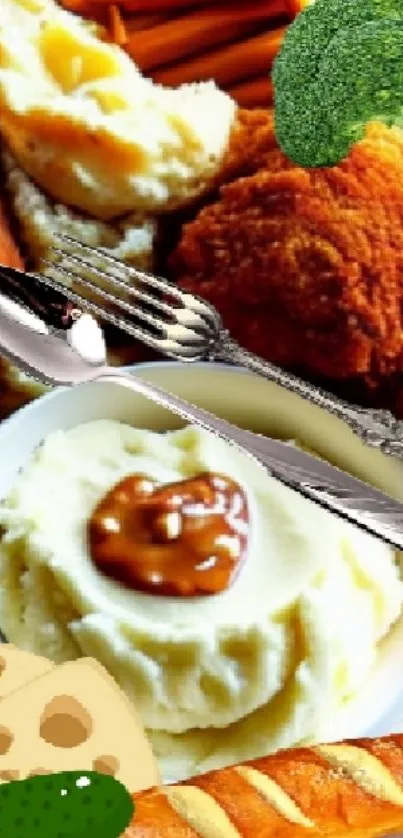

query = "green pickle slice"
[[0, 770, 134, 837]]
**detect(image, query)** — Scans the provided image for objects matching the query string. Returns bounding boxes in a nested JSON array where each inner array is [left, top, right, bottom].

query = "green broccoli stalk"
[[272, 0, 403, 167]]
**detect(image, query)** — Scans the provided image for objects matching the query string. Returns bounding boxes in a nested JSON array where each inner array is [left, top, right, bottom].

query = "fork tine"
[[51, 248, 209, 335], [44, 257, 174, 335], [45, 258, 208, 348], [34, 268, 164, 352], [52, 246, 177, 320], [53, 234, 221, 331], [55, 234, 186, 301], [38, 266, 209, 360]]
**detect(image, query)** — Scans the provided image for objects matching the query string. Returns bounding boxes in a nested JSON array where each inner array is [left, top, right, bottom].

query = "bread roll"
[[125, 734, 403, 837]]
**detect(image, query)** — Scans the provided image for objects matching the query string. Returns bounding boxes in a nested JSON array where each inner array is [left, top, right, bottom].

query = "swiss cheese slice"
[[0, 643, 54, 697], [0, 657, 160, 792]]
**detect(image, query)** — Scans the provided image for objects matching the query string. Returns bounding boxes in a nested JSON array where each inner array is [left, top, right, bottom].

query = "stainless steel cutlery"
[[0, 241, 403, 548]]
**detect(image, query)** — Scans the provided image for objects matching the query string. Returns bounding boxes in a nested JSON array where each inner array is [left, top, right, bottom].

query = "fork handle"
[[217, 337, 403, 458]]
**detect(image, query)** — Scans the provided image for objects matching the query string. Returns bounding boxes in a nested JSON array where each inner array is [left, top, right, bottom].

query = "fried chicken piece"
[[220, 107, 278, 179], [171, 121, 403, 384]]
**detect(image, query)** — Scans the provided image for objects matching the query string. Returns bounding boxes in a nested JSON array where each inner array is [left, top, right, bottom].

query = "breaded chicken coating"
[[171, 121, 403, 385]]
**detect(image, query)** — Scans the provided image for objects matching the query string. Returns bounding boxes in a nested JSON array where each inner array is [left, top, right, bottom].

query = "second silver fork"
[[38, 233, 403, 460]]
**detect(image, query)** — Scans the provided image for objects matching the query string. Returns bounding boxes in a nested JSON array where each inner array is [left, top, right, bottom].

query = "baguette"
[[125, 734, 403, 837]]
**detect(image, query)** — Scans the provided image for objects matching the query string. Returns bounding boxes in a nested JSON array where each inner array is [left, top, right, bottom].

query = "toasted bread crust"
[[126, 734, 403, 837]]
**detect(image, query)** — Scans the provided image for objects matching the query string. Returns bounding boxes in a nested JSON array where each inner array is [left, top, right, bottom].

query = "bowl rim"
[[1, 360, 403, 749], [0, 360, 246, 431]]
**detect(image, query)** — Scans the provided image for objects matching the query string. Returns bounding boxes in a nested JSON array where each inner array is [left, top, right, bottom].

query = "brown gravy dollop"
[[88, 472, 249, 597]]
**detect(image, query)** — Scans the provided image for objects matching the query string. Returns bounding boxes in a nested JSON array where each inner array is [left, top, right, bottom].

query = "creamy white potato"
[[0, 0, 236, 218], [3, 152, 157, 271], [0, 422, 401, 777]]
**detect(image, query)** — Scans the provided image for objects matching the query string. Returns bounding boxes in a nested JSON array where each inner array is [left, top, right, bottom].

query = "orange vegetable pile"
[[60, 0, 308, 108]]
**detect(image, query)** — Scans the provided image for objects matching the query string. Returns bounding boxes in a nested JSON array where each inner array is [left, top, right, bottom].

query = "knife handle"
[[219, 338, 403, 459], [102, 371, 403, 551], [0, 265, 78, 331]]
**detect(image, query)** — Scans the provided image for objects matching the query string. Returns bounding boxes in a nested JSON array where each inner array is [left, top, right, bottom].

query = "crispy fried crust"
[[172, 121, 403, 385], [220, 107, 278, 180]]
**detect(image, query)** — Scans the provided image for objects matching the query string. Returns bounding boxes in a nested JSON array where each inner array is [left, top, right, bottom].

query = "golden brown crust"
[[127, 788, 198, 837], [220, 107, 277, 182], [125, 734, 403, 837], [171, 121, 403, 387]]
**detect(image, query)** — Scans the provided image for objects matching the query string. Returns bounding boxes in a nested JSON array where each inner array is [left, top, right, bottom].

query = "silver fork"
[[1, 260, 403, 550], [39, 233, 403, 460]]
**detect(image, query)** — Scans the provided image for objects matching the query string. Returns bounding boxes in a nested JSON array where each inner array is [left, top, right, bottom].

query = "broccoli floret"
[[273, 0, 403, 167]]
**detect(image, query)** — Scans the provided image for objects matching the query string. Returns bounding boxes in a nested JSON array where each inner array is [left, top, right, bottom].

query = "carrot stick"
[[125, 13, 170, 32], [108, 5, 128, 45], [0, 201, 24, 270], [152, 25, 286, 88], [124, 1, 287, 72], [62, 0, 303, 18], [62, 0, 241, 12], [228, 75, 273, 107], [284, 0, 310, 15]]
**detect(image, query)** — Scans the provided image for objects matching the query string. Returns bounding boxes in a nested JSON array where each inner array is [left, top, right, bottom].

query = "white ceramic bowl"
[[0, 361, 402, 745]]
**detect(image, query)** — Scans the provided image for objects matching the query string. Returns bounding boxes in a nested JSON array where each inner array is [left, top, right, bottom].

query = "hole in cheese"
[[93, 755, 120, 776], [0, 770, 19, 780], [0, 727, 14, 755], [39, 695, 93, 748]]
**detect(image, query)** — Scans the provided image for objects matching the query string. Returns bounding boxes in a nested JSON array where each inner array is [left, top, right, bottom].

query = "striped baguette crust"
[[125, 734, 403, 837]]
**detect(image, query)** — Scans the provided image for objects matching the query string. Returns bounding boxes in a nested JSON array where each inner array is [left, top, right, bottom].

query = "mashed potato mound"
[[0, 0, 236, 219], [0, 421, 401, 778], [2, 151, 157, 270]]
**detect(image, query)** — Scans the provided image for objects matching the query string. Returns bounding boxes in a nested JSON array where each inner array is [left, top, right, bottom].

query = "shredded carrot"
[[152, 26, 286, 88], [62, 0, 301, 18], [108, 4, 128, 45], [124, 1, 287, 73], [228, 75, 273, 108], [61, 0, 222, 12], [124, 13, 170, 32], [0, 201, 24, 270]]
